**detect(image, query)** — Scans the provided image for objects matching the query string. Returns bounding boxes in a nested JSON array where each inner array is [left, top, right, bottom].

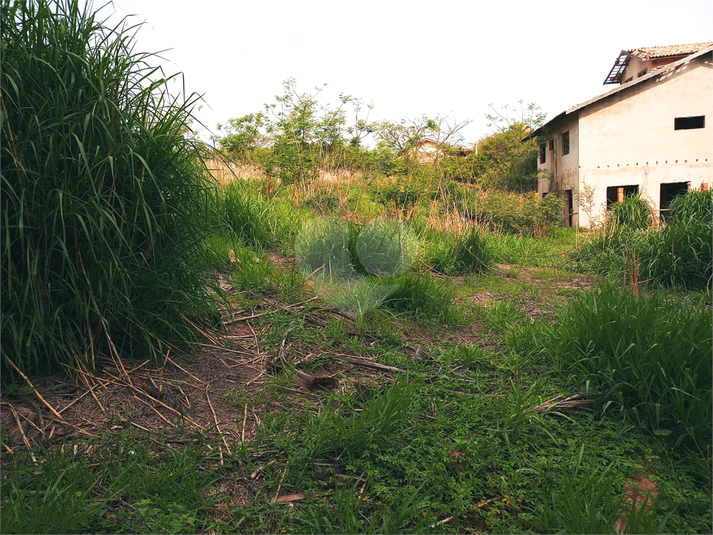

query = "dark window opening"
[[562, 131, 570, 155], [637, 68, 647, 77], [660, 182, 689, 221], [548, 139, 554, 151], [539, 144, 546, 164], [606, 185, 639, 209], [623, 76, 633, 83], [675, 116, 705, 130]]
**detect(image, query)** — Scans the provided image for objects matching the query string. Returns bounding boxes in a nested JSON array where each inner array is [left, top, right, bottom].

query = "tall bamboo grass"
[[1, 1, 216, 378]]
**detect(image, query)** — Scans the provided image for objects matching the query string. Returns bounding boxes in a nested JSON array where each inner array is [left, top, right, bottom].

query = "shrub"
[[1, 1, 216, 377], [475, 191, 564, 237]]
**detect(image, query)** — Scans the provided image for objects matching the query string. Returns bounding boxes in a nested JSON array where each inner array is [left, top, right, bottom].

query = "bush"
[[475, 191, 564, 237], [1, 1, 216, 377]]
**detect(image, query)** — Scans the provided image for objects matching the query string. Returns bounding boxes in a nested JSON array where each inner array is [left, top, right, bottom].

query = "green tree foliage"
[[217, 80, 388, 200], [1, 0, 216, 378], [475, 101, 546, 191]]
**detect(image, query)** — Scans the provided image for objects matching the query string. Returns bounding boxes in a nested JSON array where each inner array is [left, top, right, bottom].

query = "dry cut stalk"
[[8, 404, 38, 463], [104, 370, 204, 430], [241, 403, 248, 443], [132, 395, 176, 428], [271, 461, 289, 503], [206, 385, 232, 457], [165, 354, 205, 385], [3, 354, 66, 422], [334, 354, 405, 373]]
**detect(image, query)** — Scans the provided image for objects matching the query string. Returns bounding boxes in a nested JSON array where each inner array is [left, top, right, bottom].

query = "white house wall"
[[537, 114, 580, 223], [576, 58, 712, 227]]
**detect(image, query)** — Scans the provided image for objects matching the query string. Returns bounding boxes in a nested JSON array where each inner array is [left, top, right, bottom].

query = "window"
[[675, 116, 705, 130], [562, 131, 570, 155], [660, 182, 689, 222], [539, 144, 546, 164], [606, 185, 639, 208], [548, 139, 554, 151], [637, 68, 647, 77]]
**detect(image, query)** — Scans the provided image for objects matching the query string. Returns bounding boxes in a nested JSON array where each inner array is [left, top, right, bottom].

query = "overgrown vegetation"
[[2, 2, 711, 534], [578, 189, 712, 291], [1, 0, 217, 378]]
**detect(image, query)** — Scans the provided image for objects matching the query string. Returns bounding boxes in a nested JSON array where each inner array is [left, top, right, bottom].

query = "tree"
[[216, 113, 268, 161], [476, 101, 546, 192]]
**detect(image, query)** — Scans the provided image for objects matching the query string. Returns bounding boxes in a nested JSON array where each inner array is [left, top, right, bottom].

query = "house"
[[529, 42, 713, 227], [410, 138, 473, 164]]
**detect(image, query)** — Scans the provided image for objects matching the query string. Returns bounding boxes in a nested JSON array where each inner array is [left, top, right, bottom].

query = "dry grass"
[[204, 159, 263, 186]]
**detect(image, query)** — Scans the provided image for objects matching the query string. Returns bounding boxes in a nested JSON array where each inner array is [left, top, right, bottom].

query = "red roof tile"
[[625, 42, 713, 60]]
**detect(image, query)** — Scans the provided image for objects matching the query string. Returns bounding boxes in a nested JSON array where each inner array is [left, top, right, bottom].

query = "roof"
[[526, 44, 713, 140], [625, 42, 713, 60], [604, 41, 713, 84]]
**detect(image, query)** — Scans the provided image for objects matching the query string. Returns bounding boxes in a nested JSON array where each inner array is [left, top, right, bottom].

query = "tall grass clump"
[[419, 226, 494, 275], [543, 285, 712, 449], [610, 194, 653, 230], [577, 190, 711, 290], [638, 189, 712, 290], [1, 1, 217, 378], [208, 179, 300, 252], [295, 217, 357, 281], [382, 272, 459, 325]]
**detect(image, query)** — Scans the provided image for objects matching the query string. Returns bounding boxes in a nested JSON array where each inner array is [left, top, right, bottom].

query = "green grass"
[[1, 0, 220, 377], [576, 189, 712, 291], [511, 284, 712, 451], [208, 180, 301, 252], [1, 427, 224, 534]]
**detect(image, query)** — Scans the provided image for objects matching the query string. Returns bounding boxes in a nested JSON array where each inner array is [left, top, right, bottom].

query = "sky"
[[103, 0, 712, 146]]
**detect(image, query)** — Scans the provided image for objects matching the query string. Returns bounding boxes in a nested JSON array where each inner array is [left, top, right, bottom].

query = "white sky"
[[103, 0, 712, 146]]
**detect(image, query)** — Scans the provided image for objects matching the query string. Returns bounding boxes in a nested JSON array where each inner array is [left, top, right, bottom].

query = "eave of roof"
[[525, 44, 713, 140]]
